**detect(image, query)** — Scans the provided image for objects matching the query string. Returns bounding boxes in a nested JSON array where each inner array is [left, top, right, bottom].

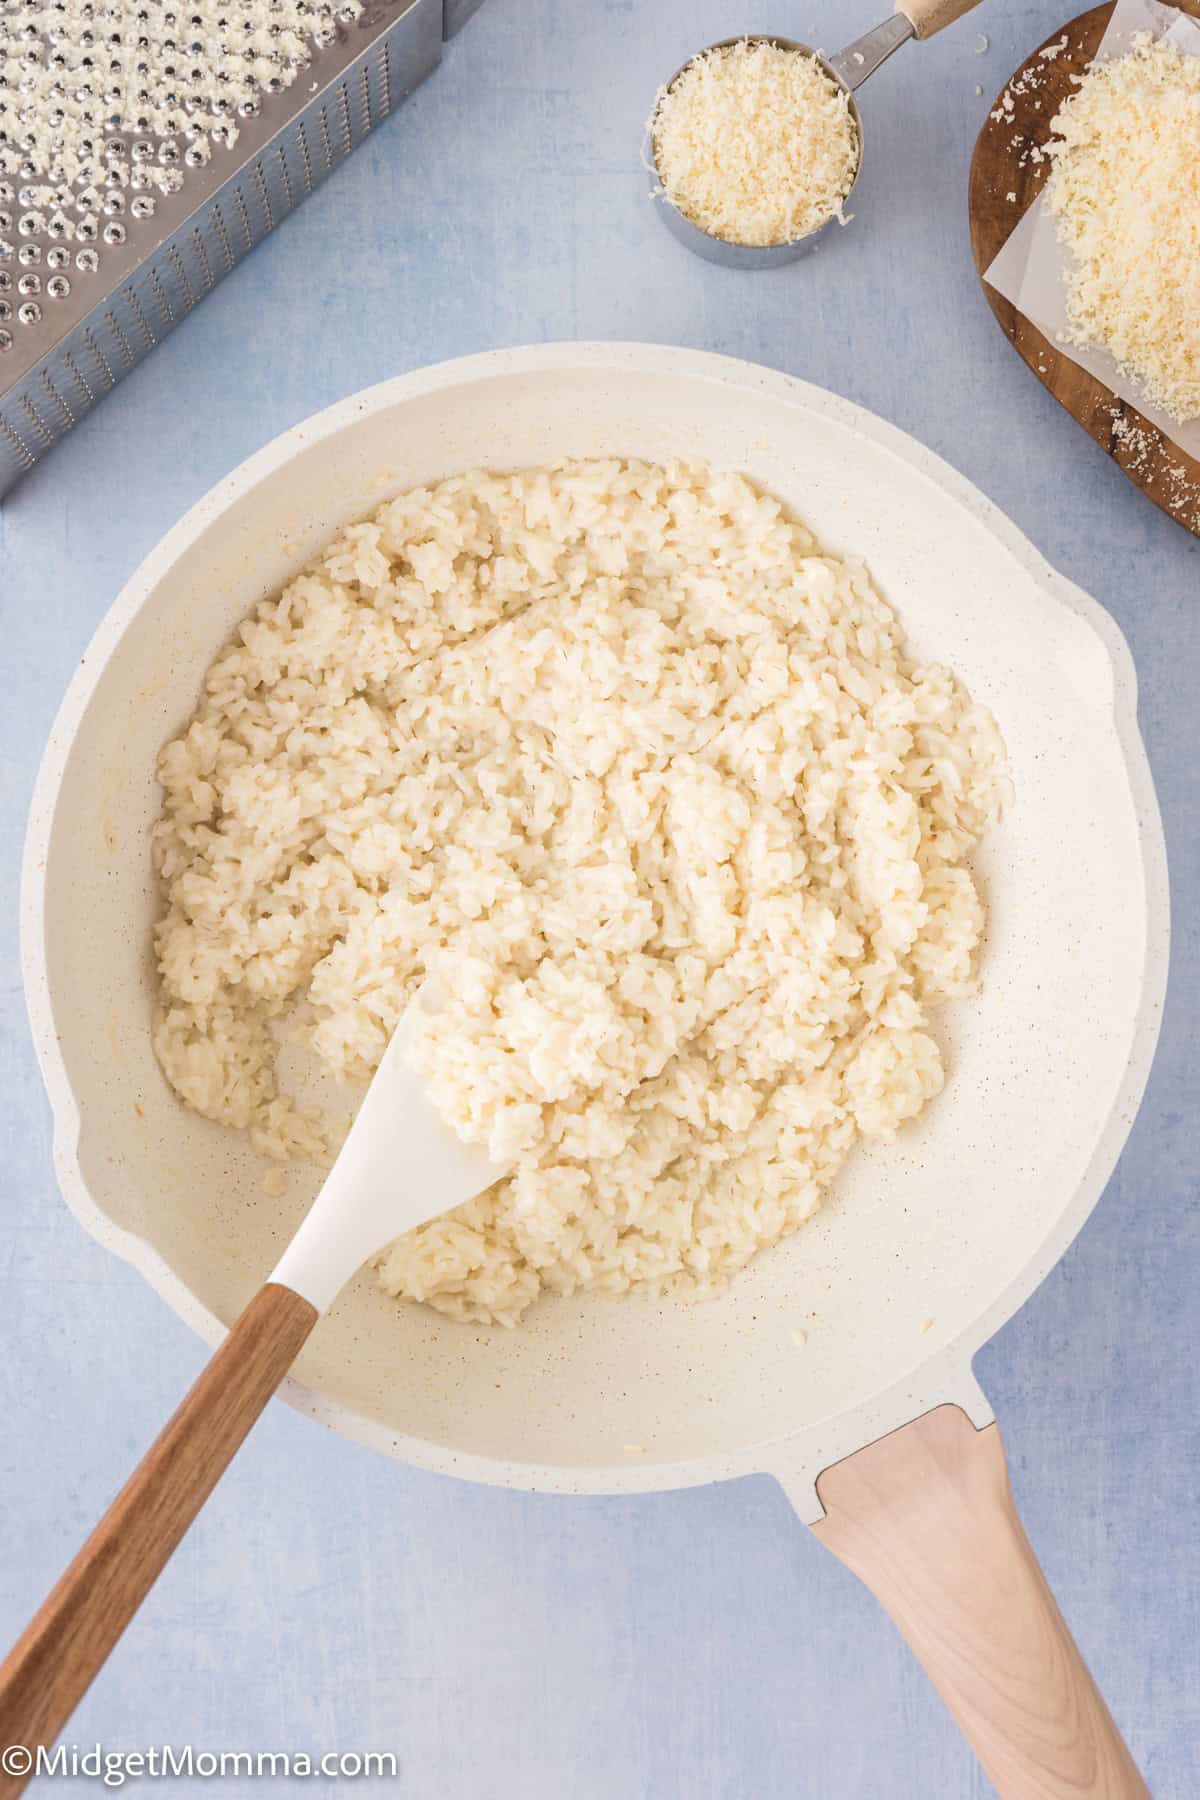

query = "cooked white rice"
[[153, 459, 1008, 1327]]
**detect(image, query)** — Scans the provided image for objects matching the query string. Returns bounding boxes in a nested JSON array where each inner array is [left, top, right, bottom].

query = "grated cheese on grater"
[[1045, 34, 1200, 424], [0, 0, 362, 224], [650, 39, 859, 249]]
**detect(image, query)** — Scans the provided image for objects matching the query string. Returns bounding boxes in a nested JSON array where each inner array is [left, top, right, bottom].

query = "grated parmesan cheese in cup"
[[1046, 34, 1200, 424], [651, 39, 859, 248]]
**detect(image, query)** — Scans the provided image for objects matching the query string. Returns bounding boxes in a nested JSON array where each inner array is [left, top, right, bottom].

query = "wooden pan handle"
[[898, 0, 983, 40], [811, 1406, 1147, 1798], [0, 1283, 317, 1794]]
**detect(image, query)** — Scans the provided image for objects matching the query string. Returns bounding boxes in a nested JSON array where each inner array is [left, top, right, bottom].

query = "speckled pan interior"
[[21, 345, 1168, 1518]]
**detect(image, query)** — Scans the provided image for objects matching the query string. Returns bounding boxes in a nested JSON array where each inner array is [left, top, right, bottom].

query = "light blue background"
[[1, 0, 1197, 1793]]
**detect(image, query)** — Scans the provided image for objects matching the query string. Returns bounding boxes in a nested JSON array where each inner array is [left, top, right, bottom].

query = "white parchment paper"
[[983, 0, 1200, 456]]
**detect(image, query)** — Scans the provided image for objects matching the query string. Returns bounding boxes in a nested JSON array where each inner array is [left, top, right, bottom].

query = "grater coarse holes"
[[0, 0, 484, 494]]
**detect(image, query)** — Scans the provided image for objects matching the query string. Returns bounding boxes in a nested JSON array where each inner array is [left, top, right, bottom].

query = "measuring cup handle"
[[898, 0, 983, 40], [811, 1405, 1148, 1798]]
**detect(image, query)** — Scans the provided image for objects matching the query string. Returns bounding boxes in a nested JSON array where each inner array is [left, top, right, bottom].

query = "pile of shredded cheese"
[[1046, 34, 1200, 424], [651, 39, 859, 248]]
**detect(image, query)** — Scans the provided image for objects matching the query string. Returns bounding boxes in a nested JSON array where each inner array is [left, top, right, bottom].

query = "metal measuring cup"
[[651, 0, 983, 268]]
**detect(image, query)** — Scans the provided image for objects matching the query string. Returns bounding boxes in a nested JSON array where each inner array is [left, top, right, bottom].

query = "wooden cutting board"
[[968, 3, 1200, 539]]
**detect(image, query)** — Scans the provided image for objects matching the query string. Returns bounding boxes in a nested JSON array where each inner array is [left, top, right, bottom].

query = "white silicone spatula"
[[0, 988, 507, 1792], [271, 993, 504, 1311]]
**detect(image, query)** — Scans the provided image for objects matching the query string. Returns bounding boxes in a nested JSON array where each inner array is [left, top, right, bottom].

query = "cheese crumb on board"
[[650, 39, 859, 248], [1108, 405, 1200, 528], [1046, 34, 1200, 424]]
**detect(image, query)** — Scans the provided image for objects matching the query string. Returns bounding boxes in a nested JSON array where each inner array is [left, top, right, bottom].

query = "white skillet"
[[15, 346, 1169, 1795]]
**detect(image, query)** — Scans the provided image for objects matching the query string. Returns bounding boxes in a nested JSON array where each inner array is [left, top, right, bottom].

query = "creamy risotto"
[[153, 460, 1007, 1325]]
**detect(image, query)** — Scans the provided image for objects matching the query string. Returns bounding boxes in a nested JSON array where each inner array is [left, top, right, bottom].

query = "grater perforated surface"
[[0, 0, 464, 493]]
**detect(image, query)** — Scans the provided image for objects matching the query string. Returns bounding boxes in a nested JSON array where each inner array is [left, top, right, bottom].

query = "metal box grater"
[[0, 0, 482, 496]]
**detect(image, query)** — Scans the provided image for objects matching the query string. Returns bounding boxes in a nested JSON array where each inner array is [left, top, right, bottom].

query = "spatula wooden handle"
[[0, 1283, 317, 1793], [899, 0, 982, 40], [812, 1406, 1148, 1798]]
